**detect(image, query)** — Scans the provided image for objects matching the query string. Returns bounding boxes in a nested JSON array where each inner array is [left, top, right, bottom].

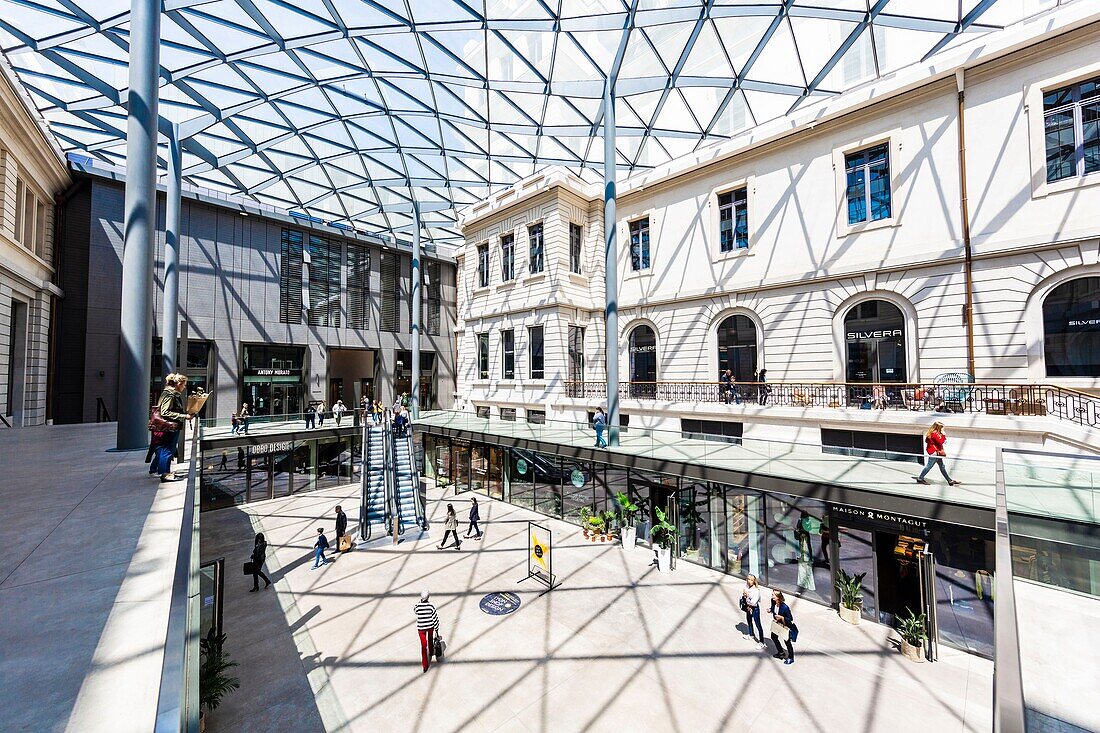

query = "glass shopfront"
[[241, 345, 306, 417], [844, 300, 906, 383], [394, 351, 437, 408], [418, 434, 996, 658], [149, 339, 215, 415], [1043, 276, 1100, 377], [200, 433, 359, 511]]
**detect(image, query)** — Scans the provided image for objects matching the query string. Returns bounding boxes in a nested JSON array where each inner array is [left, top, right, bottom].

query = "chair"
[[933, 372, 974, 413], [792, 389, 812, 407], [871, 386, 887, 410]]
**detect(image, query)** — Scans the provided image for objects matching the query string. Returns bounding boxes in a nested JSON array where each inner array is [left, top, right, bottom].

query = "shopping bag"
[[769, 619, 789, 642], [433, 634, 445, 660], [338, 534, 353, 552], [243, 561, 256, 576]]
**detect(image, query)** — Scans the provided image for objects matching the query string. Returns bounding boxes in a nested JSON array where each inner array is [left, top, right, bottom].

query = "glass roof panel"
[[0, 0, 1051, 244]]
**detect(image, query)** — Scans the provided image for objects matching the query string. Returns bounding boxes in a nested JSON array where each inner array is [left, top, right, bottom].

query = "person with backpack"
[[915, 421, 962, 486], [414, 590, 441, 672], [312, 527, 330, 570], [593, 407, 607, 448]]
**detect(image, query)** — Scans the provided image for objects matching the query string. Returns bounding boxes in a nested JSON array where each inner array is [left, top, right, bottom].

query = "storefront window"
[[1043, 276, 1100, 377], [836, 526, 877, 621], [471, 444, 489, 494], [201, 447, 247, 510], [844, 300, 906, 383], [716, 485, 764, 578], [629, 325, 657, 398], [452, 441, 470, 493], [242, 344, 306, 417], [488, 446, 504, 501], [930, 527, 995, 657], [716, 315, 757, 382], [561, 460, 594, 526], [533, 452, 561, 518], [764, 495, 832, 605], [509, 448, 535, 509]]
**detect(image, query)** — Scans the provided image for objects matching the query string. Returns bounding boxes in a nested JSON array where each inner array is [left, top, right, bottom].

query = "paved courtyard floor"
[[201, 480, 993, 733]]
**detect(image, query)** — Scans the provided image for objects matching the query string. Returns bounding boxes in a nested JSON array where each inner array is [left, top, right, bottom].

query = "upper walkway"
[[416, 411, 1099, 529], [0, 423, 192, 732]]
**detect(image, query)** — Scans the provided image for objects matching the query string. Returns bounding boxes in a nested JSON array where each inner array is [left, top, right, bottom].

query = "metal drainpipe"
[[957, 69, 977, 380]]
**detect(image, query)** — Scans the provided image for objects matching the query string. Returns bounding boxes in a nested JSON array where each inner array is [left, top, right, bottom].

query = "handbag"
[[338, 535, 353, 552], [769, 618, 789, 642], [432, 633, 445, 660], [148, 407, 176, 434], [243, 561, 256, 576], [738, 596, 748, 612]]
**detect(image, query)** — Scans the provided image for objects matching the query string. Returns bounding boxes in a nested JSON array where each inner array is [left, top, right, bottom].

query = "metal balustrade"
[[563, 381, 1100, 429]]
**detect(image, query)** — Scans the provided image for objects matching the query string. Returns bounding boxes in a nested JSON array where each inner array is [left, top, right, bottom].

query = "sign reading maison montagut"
[[830, 504, 930, 532]]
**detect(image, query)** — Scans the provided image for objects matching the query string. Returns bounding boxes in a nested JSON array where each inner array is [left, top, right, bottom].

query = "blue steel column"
[[117, 0, 162, 450], [161, 128, 181, 378], [603, 77, 619, 447], [410, 203, 421, 419]]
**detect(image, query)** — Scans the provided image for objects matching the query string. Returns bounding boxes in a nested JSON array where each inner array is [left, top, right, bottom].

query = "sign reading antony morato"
[[479, 592, 521, 616]]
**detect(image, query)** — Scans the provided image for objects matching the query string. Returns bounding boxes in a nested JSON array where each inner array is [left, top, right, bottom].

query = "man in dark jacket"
[[312, 528, 330, 569], [465, 497, 482, 539], [335, 505, 348, 553]]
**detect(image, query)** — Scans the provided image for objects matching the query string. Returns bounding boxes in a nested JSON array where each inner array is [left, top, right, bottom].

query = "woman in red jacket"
[[915, 421, 961, 486]]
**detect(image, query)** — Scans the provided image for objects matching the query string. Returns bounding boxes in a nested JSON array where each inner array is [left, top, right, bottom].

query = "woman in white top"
[[742, 574, 765, 644], [332, 399, 347, 426]]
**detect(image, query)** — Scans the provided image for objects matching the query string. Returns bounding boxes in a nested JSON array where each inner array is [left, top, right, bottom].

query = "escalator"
[[359, 423, 389, 541], [392, 422, 426, 534]]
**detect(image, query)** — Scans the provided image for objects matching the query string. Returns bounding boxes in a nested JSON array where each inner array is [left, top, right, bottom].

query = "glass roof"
[[0, 0, 1049, 246]]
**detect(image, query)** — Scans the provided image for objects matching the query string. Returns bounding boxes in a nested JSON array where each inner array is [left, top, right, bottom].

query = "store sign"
[[248, 441, 292, 455], [479, 592, 521, 616], [630, 345, 656, 353], [515, 458, 529, 475], [570, 468, 586, 488], [1067, 318, 1100, 328], [251, 368, 293, 376], [830, 504, 930, 532], [846, 329, 902, 340]]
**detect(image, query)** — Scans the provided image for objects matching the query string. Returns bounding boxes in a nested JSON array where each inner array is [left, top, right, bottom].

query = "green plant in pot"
[[601, 510, 617, 541], [200, 629, 240, 730], [649, 506, 679, 572], [579, 506, 592, 538], [897, 608, 927, 662], [835, 568, 866, 625], [615, 492, 641, 550], [586, 513, 604, 542]]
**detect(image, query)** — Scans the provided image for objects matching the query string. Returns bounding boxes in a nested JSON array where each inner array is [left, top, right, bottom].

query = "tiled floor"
[[0, 423, 190, 733], [201, 479, 994, 733]]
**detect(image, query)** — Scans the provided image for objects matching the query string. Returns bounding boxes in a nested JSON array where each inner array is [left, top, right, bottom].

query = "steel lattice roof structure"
[[0, 0, 1058, 247]]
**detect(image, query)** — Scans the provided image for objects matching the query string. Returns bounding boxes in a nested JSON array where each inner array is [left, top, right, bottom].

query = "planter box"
[[622, 525, 637, 550], [655, 546, 672, 573], [901, 639, 924, 663], [838, 605, 861, 625]]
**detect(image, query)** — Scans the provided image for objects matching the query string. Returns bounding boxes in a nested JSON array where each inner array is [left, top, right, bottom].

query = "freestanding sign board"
[[519, 521, 555, 591]]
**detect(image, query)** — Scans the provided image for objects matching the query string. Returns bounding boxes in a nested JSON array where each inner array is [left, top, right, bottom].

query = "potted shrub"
[[601, 510, 617, 542], [897, 608, 927, 662], [586, 514, 604, 542], [649, 507, 679, 573], [579, 507, 592, 539], [200, 629, 240, 731], [834, 568, 866, 625], [614, 492, 640, 550]]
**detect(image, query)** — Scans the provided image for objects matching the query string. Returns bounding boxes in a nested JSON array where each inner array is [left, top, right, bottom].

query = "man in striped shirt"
[[415, 591, 440, 672]]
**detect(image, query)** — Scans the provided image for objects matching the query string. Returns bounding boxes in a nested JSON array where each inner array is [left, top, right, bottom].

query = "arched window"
[[716, 315, 758, 382], [1043, 276, 1100, 377], [844, 300, 906, 382], [628, 325, 657, 398]]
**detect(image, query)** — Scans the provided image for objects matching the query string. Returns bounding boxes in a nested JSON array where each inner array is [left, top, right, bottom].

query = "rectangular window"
[[22, 188, 36, 253], [718, 187, 749, 251], [500, 407, 516, 421], [845, 143, 891, 225], [424, 261, 441, 336], [346, 244, 370, 329], [568, 326, 585, 381], [629, 217, 650, 271], [476, 405, 490, 419], [526, 409, 545, 424], [501, 329, 515, 379], [500, 233, 515, 281], [476, 332, 489, 379], [528, 223, 544, 274], [380, 252, 399, 332], [476, 243, 489, 288], [1044, 77, 1100, 183], [279, 229, 304, 324], [528, 325, 544, 380], [307, 235, 341, 327], [13, 179, 24, 245], [821, 428, 922, 463], [680, 419, 743, 445], [569, 223, 583, 274]]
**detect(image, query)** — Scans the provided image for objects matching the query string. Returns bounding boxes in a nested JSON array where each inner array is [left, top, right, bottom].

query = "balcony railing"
[[563, 380, 1100, 429]]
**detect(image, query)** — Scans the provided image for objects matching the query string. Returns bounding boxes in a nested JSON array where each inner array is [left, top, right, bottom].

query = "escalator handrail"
[[404, 426, 426, 530], [359, 419, 371, 542]]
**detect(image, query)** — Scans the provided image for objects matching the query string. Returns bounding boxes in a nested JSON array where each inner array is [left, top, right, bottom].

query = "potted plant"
[[586, 514, 604, 542], [200, 629, 240, 731], [601, 510, 617, 542], [579, 507, 592, 539], [834, 568, 866, 625], [649, 506, 679, 572], [614, 492, 640, 550], [897, 608, 927, 662]]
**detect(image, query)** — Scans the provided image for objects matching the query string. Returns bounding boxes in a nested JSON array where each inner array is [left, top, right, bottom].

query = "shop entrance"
[[328, 348, 376, 410], [844, 300, 906, 383], [628, 472, 678, 548]]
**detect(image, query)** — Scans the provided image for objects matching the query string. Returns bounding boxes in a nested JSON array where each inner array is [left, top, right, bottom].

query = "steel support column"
[[117, 0, 162, 450], [161, 128, 182, 379], [603, 77, 620, 447], [411, 203, 421, 419]]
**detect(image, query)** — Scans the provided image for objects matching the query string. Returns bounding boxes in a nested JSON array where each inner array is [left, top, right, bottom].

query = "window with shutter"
[[347, 244, 370, 329], [423, 261, 442, 336], [380, 252, 399, 332], [280, 229, 303, 324], [307, 235, 341, 328]]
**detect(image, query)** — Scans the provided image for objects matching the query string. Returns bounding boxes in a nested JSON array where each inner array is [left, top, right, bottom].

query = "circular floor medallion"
[[479, 591, 521, 616]]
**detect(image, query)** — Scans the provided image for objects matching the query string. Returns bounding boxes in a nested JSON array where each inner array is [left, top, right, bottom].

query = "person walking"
[[414, 590, 440, 672], [719, 368, 731, 404], [729, 370, 742, 405], [334, 505, 348, 553], [219, 450, 228, 471], [249, 533, 272, 592], [915, 421, 962, 486], [149, 373, 191, 482], [373, 399, 383, 425], [333, 399, 347, 426], [437, 504, 461, 550], [769, 590, 798, 664], [757, 369, 770, 405], [315, 400, 326, 428], [393, 406, 410, 437], [238, 403, 250, 434], [304, 402, 316, 430], [465, 497, 482, 539], [593, 407, 607, 448], [392, 395, 403, 414], [312, 527, 330, 569], [741, 574, 765, 645]]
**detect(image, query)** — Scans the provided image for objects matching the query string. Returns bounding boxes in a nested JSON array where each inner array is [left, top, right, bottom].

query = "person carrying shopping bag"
[[769, 590, 799, 665], [415, 591, 442, 672]]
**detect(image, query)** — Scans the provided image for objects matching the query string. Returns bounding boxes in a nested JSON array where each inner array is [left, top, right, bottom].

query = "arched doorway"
[[844, 300, 906, 383], [629, 324, 657, 398], [716, 314, 758, 382], [1043, 276, 1100, 377]]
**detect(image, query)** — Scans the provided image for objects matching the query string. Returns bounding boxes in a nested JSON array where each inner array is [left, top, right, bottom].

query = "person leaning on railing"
[[148, 373, 192, 483]]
